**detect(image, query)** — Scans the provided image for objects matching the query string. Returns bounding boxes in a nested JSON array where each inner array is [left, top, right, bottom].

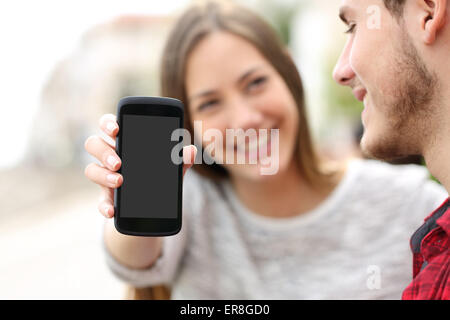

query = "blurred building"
[[28, 15, 174, 168]]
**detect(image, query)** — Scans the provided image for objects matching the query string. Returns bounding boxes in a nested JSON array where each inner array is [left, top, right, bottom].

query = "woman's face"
[[185, 31, 299, 181]]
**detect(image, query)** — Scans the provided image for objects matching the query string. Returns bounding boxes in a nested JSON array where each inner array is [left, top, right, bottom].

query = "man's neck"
[[423, 119, 450, 195]]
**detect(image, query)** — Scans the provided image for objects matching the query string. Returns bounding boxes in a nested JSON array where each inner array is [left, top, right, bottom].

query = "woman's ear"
[[420, 0, 448, 44]]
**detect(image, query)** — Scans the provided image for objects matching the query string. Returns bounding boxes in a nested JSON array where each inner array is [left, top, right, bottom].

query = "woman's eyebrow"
[[236, 66, 262, 85], [189, 89, 216, 102]]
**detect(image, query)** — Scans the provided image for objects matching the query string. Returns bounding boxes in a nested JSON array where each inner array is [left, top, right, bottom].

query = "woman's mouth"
[[234, 126, 277, 160]]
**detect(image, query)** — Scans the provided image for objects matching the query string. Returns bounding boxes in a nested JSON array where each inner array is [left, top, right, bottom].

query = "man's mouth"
[[352, 88, 367, 102]]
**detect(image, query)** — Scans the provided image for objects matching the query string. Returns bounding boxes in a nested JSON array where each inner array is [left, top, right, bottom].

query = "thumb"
[[182, 145, 197, 176]]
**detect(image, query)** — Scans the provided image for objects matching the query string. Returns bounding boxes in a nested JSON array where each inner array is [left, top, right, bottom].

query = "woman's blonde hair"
[[160, 0, 335, 188]]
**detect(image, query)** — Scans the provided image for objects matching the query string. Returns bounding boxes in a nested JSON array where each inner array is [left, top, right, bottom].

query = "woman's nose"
[[229, 100, 264, 131]]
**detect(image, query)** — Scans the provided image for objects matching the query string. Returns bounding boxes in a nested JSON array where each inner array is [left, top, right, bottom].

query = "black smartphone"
[[114, 96, 184, 236]]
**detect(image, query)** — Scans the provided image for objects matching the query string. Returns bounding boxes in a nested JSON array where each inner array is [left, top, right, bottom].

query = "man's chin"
[[360, 133, 408, 161]]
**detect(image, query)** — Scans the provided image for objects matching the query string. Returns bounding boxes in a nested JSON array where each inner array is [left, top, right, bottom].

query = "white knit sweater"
[[104, 159, 448, 299]]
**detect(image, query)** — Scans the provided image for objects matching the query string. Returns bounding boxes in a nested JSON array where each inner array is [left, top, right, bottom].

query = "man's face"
[[333, 0, 438, 160]]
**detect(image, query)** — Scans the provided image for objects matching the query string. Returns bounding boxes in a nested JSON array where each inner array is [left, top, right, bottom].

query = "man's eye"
[[344, 24, 356, 34]]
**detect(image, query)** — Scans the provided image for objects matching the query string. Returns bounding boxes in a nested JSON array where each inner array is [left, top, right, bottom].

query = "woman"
[[84, 1, 447, 299]]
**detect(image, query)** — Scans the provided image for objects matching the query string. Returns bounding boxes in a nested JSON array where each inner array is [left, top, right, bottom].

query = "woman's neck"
[[229, 160, 341, 219]]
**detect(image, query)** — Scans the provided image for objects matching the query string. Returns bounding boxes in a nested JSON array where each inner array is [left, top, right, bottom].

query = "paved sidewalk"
[[0, 184, 125, 299]]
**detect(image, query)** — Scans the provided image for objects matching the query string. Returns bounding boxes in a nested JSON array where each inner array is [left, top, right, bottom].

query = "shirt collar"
[[436, 198, 450, 236]]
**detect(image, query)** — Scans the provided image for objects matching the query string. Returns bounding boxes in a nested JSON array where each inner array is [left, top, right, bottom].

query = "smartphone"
[[114, 96, 184, 236]]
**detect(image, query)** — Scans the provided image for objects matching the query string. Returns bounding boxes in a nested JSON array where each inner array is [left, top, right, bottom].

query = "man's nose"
[[333, 44, 356, 86]]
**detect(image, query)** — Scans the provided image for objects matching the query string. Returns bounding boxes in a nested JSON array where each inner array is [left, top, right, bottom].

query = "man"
[[333, 0, 449, 299]]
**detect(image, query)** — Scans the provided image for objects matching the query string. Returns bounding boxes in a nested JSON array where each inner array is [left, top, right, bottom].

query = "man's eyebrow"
[[339, 6, 350, 25]]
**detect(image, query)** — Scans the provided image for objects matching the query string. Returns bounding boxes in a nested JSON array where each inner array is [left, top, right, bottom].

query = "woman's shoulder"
[[341, 158, 447, 216], [347, 158, 430, 184], [343, 157, 439, 194]]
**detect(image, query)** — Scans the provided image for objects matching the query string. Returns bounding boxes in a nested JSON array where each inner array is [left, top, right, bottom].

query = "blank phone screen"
[[119, 114, 180, 219]]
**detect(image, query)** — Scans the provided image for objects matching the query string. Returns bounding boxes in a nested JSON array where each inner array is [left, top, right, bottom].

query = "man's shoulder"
[[402, 236, 450, 300], [436, 198, 450, 236]]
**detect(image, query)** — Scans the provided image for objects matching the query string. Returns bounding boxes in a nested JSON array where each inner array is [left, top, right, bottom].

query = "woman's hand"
[[84, 113, 197, 218]]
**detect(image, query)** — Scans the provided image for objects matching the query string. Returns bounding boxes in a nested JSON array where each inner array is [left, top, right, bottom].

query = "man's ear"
[[419, 0, 448, 44]]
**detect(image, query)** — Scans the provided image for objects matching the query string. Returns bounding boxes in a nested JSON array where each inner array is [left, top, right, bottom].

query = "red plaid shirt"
[[402, 198, 450, 300]]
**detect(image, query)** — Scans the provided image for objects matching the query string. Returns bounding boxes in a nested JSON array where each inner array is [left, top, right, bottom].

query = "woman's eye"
[[198, 99, 218, 111], [247, 76, 267, 91], [344, 23, 356, 34]]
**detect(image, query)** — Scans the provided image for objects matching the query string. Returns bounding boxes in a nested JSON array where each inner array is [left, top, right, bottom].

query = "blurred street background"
[[0, 0, 366, 299]]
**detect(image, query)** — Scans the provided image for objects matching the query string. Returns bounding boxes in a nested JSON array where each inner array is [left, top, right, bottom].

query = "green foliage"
[[257, 0, 303, 45], [323, 55, 362, 120]]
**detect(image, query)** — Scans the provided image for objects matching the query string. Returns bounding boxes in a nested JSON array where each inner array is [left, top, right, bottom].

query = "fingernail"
[[103, 206, 111, 217], [107, 155, 119, 169], [106, 122, 117, 134], [107, 174, 119, 184]]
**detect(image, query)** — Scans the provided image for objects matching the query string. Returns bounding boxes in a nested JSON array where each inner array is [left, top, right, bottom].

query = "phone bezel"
[[114, 96, 184, 237]]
